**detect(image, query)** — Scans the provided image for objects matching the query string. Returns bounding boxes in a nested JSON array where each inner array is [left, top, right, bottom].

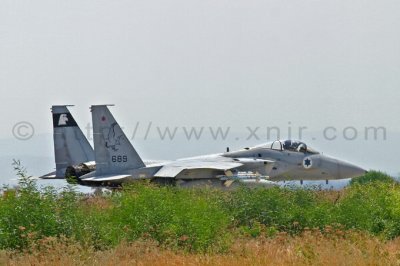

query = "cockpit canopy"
[[256, 140, 320, 154]]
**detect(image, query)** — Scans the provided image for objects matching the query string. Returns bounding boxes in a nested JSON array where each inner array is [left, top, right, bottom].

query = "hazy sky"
[[0, 1, 399, 177]]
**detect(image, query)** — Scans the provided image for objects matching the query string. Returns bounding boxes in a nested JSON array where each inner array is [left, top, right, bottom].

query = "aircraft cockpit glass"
[[271, 140, 283, 151], [283, 140, 306, 152], [305, 146, 319, 154], [257, 140, 320, 154]]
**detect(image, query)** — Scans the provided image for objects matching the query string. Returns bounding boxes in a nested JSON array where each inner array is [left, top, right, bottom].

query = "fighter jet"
[[41, 105, 95, 179], [75, 105, 366, 188]]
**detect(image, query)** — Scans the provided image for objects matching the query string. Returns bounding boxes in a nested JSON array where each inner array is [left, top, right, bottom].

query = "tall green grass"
[[0, 161, 398, 253]]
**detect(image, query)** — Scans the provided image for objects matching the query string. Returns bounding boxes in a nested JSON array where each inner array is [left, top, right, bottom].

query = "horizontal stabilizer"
[[81, 174, 132, 182], [39, 171, 61, 179]]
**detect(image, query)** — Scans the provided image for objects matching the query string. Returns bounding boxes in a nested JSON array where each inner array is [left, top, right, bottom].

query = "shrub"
[[224, 186, 335, 234], [336, 182, 400, 238], [350, 171, 395, 185], [106, 184, 230, 252]]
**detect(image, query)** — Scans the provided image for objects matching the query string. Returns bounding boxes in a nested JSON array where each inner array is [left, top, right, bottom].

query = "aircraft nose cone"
[[338, 161, 366, 179]]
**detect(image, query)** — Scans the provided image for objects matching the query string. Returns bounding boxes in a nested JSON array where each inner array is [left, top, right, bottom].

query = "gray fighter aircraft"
[[74, 105, 366, 188]]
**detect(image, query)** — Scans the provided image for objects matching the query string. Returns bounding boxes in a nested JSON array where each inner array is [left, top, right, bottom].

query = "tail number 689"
[[112, 155, 128, 163]]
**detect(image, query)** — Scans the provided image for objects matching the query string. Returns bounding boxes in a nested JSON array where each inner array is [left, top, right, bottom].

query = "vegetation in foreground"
[[2, 230, 400, 266], [1, 161, 400, 264]]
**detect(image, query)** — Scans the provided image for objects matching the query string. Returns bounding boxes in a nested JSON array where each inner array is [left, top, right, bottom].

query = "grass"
[[2, 231, 400, 265], [1, 161, 400, 264]]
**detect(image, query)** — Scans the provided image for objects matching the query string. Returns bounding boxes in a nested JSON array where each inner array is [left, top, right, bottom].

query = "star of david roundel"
[[303, 157, 313, 169]]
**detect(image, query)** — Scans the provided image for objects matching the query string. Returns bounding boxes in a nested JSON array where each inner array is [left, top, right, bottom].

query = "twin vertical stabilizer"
[[91, 105, 145, 175], [51, 105, 94, 177]]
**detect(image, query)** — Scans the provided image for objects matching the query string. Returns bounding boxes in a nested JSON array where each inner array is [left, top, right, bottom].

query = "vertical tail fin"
[[91, 105, 145, 175], [52, 105, 94, 177]]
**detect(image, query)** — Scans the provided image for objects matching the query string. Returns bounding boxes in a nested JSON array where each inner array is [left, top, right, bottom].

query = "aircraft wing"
[[154, 161, 244, 178], [79, 157, 275, 182]]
